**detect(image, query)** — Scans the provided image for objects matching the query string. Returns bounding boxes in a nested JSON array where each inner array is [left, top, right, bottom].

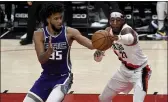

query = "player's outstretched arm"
[[33, 31, 53, 64], [68, 27, 94, 50], [110, 27, 138, 46]]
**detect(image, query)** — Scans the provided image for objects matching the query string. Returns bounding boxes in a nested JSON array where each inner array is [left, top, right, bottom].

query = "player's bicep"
[[33, 31, 45, 58]]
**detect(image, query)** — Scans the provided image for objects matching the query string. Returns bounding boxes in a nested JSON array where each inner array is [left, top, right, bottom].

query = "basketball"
[[91, 30, 113, 51]]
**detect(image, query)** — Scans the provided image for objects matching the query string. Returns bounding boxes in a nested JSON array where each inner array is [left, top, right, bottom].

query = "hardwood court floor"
[[1, 39, 167, 95]]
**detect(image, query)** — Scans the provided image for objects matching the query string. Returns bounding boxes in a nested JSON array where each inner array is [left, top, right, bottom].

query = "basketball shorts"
[[28, 73, 73, 101], [106, 64, 151, 94]]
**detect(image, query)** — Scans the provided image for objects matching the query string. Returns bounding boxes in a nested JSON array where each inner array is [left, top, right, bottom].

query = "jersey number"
[[49, 51, 62, 60], [119, 51, 128, 58]]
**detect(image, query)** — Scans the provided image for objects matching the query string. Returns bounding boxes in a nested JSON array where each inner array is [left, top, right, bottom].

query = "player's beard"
[[111, 26, 122, 35], [111, 24, 125, 35], [51, 23, 62, 33]]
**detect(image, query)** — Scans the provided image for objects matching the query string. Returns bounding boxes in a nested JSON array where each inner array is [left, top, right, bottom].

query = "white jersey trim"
[[28, 91, 44, 102], [45, 26, 63, 38]]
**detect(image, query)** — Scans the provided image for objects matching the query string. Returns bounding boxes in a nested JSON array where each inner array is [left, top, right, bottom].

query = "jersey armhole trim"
[[65, 26, 70, 46], [41, 28, 46, 43]]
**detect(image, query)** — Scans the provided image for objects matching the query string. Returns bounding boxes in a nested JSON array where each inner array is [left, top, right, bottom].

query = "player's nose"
[[57, 18, 62, 24], [113, 20, 117, 24]]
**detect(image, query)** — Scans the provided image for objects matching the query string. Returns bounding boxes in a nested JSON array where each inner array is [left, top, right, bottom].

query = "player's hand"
[[47, 36, 53, 54], [109, 35, 119, 41], [94, 50, 104, 57], [94, 50, 104, 62]]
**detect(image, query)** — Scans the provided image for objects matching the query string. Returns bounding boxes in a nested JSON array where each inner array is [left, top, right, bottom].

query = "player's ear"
[[121, 18, 125, 24], [123, 16, 126, 23], [47, 18, 50, 24], [109, 21, 112, 25]]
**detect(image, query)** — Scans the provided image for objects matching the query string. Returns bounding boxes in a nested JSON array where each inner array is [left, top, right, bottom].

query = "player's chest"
[[111, 42, 129, 58], [44, 42, 68, 50], [111, 42, 125, 51]]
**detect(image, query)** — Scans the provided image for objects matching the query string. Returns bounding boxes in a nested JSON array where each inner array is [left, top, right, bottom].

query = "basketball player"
[[94, 9, 152, 102], [23, 3, 94, 102]]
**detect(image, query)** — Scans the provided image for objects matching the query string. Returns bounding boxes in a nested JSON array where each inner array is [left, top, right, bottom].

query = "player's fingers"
[[102, 51, 105, 56], [49, 36, 51, 42], [109, 36, 115, 41], [94, 52, 98, 57], [95, 50, 102, 57], [94, 51, 99, 57], [49, 36, 52, 48]]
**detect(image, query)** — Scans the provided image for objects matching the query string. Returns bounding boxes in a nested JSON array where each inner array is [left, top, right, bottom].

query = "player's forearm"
[[117, 33, 134, 45], [79, 38, 94, 50], [38, 50, 52, 64], [86, 41, 95, 50]]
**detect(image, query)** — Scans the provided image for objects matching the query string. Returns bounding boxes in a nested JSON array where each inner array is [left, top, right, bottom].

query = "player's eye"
[[54, 16, 62, 20], [111, 17, 121, 22], [54, 17, 59, 20], [116, 19, 121, 22], [111, 19, 115, 22]]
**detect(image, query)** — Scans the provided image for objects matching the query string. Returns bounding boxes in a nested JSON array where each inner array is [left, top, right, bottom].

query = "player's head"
[[40, 2, 64, 32], [109, 9, 126, 34]]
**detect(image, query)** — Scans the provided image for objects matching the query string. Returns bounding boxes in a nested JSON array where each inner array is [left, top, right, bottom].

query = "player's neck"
[[47, 26, 59, 36]]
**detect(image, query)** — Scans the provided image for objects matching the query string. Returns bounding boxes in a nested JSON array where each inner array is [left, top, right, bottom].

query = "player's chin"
[[56, 27, 61, 29], [112, 29, 120, 34]]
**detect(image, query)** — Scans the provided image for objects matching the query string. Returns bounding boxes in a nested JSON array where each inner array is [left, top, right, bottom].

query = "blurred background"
[[0, 1, 167, 44]]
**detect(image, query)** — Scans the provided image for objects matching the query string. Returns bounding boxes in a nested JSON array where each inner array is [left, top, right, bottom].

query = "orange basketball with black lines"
[[92, 30, 113, 51]]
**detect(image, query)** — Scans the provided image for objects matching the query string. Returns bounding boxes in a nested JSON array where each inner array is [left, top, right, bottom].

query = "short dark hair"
[[39, 2, 64, 26]]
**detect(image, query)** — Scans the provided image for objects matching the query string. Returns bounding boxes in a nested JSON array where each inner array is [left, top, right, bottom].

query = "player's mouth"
[[56, 25, 62, 29], [57, 25, 62, 27], [112, 27, 119, 30]]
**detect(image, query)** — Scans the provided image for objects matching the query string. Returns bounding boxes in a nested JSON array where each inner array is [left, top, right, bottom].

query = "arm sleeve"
[[117, 33, 134, 45]]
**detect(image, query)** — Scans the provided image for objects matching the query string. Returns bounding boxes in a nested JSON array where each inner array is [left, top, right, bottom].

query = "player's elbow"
[[39, 61, 45, 64], [38, 57, 47, 64], [39, 59, 45, 64]]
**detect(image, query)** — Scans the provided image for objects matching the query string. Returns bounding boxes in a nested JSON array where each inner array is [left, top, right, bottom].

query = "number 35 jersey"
[[41, 25, 71, 74], [110, 24, 148, 69]]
